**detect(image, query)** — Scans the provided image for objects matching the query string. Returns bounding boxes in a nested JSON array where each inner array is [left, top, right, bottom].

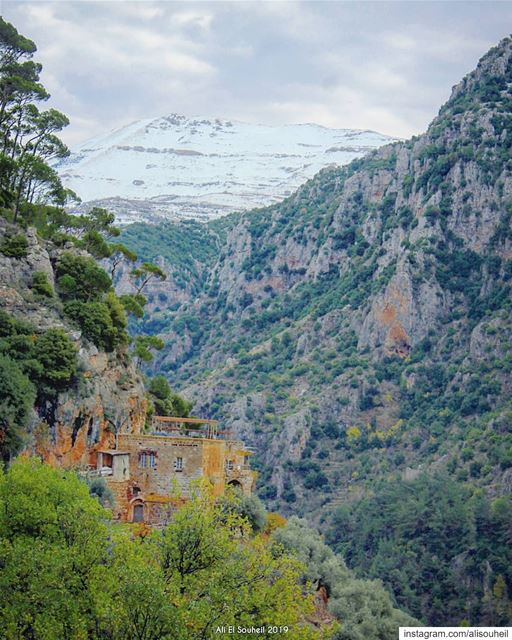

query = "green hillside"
[[125, 37, 512, 626]]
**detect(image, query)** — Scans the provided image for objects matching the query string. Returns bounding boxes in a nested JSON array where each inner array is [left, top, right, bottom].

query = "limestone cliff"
[[129, 36, 512, 520], [0, 217, 146, 468]]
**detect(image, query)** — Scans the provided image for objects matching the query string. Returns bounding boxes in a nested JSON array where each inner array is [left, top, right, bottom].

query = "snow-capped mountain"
[[55, 114, 398, 224]]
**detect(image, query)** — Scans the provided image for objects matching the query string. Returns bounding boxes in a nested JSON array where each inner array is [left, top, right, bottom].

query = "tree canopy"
[[326, 474, 512, 626], [0, 17, 72, 219], [0, 459, 331, 640]]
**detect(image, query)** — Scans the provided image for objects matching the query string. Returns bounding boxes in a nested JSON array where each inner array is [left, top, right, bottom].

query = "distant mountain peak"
[[55, 116, 397, 225]]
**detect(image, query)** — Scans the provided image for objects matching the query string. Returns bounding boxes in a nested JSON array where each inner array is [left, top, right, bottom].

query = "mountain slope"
[[0, 217, 146, 465], [55, 115, 396, 223], [125, 37, 512, 625]]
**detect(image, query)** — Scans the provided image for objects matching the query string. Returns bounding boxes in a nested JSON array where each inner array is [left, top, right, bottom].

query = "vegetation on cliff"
[[123, 37, 512, 626], [327, 474, 512, 625], [0, 309, 77, 462], [0, 17, 189, 461]]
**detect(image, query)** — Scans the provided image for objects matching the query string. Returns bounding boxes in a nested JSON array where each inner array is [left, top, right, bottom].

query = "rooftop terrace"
[[151, 416, 233, 440]]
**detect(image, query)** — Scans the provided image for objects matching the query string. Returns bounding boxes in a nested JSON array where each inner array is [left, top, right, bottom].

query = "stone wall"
[[105, 434, 255, 524]]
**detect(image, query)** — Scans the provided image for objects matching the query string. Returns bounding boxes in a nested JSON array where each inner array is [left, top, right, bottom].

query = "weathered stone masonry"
[[94, 418, 255, 525]]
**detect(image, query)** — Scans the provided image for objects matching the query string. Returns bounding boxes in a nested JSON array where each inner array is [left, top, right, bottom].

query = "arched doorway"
[[228, 480, 242, 490], [132, 501, 144, 523]]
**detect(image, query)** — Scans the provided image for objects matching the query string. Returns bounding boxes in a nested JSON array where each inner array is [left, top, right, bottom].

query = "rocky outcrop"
[[34, 350, 146, 469], [0, 218, 146, 469]]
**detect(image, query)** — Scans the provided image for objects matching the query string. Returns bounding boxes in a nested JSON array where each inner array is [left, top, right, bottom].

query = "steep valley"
[[120, 37, 512, 625], [3, 11, 512, 637]]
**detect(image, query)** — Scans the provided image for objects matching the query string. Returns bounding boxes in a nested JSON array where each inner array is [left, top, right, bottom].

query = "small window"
[[174, 457, 183, 472], [139, 451, 156, 469], [226, 460, 234, 471]]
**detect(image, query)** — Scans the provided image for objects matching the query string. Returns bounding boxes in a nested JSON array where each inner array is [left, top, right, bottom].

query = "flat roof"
[[153, 416, 219, 425], [97, 449, 130, 455], [119, 434, 249, 448], [120, 434, 218, 443]]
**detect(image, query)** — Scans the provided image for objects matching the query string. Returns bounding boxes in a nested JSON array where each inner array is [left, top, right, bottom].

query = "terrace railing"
[[151, 416, 233, 440]]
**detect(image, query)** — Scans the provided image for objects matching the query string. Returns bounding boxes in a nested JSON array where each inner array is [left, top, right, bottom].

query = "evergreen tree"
[[0, 354, 35, 462], [0, 18, 71, 219]]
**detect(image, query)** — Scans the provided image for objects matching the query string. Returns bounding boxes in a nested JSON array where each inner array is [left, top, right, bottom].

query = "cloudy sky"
[[2, 1, 512, 146]]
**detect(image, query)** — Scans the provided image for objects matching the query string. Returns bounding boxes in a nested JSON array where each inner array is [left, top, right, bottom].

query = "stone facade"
[[95, 425, 255, 525]]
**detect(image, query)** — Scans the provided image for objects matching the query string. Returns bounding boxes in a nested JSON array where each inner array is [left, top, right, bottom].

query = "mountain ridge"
[[55, 114, 397, 224]]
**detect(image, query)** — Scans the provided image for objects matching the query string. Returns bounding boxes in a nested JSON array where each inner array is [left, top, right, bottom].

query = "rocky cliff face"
[[130, 37, 512, 519], [0, 218, 146, 468]]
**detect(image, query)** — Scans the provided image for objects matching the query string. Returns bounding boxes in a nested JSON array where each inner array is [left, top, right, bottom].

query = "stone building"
[[93, 417, 255, 525]]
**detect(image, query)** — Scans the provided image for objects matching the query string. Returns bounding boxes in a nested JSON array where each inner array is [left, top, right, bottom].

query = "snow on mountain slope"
[[55, 114, 398, 224]]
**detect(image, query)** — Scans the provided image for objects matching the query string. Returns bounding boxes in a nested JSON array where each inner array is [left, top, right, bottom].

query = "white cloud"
[[173, 11, 213, 31], [2, 1, 512, 146], [160, 50, 215, 75]]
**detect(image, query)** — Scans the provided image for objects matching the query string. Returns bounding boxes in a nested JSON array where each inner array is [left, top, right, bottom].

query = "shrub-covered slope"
[[0, 18, 419, 638], [130, 37, 512, 625], [0, 217, 146, 465]]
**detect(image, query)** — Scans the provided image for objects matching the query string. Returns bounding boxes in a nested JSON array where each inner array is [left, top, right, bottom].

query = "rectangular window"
[[139, 452, 156, 469], [226, 460, 234, 471], [174, 457, 183, 472]]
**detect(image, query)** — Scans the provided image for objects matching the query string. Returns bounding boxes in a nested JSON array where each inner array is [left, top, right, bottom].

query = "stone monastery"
[[91, 416, 255, 525]]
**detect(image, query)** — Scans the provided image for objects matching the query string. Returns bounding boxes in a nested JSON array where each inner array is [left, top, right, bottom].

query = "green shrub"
[[282, 478, 297, 503], [64, 296, 127, 352], [304, 469, 329, 489], [147, 375, 192, 418], [56, 254, 128, 351], [86, 476, 114, 507], [56, 252, 111, 302], [32, 328, 76, 393], [220, 492, 267, 532], [258, 484, 277, 500], [0, 233, 28, 258], [0, 354, 36, 462], [398, 206, 414, 229], [119, 293, 146, 318], [31, 271, 53, 297], [0, 309, 77, 399]]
